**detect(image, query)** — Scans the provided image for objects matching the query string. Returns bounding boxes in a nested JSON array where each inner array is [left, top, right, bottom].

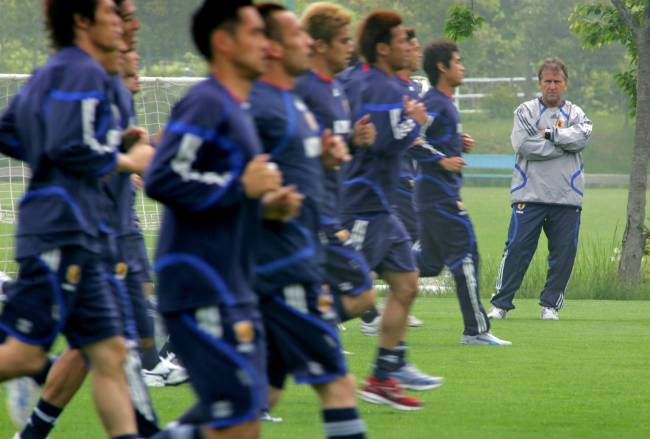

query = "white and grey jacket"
[[510, 97, 592, 207]]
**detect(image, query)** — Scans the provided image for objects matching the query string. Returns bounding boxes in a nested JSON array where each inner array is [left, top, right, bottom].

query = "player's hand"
[[335, 229, 350, 242], [118, 141, 154, 173], [439, 156, 465, 173], [462, 133, 475, 153], [122, 126, 149, 151], [131, 173, 144, 190], [321, 129, 351, 170], [262, 185, 305, 222], [403, 96, 427, 125], [352, 114, 376, 147], [241, 154, 282, 199]]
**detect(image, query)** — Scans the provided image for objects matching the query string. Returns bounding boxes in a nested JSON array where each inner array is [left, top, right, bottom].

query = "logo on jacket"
[[114, 262, 128, 280], [555, 119, 564, 128], [234, 320, 255, 353]]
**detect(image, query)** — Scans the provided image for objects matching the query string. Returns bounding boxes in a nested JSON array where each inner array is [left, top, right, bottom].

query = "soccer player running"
[[294, 2, 379, 327], [411, 39, 511, 346], [250, 4, 367, 438], [488, 58, 592, 321], [340, 11, 442, 411], [0, 0, 153, 438], [144, 2, 301, 439]]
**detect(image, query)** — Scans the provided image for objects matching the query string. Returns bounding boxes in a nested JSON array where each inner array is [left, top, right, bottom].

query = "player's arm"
[[511, 106, 564, 161], [362, 100, 420, 155], [44, 73, 121, 177], [145, 100, 280, 212], [553, 106, 592, 153], [0, 95, 25, 161]]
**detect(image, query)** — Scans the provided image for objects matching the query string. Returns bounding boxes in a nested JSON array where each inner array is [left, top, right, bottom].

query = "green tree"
[[571, 0, 650, 286]]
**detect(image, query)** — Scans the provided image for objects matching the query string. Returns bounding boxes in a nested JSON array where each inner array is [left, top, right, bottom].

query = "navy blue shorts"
[[117, 237, 154, 340], [163, 306, 267, 429], [342, 213, 417, 273], [393, 186, 419, 243], [122, 233, 153, 283], [0, 246, 122, 350], [260, 284, 347, 389], [323, 239, 372, 297]]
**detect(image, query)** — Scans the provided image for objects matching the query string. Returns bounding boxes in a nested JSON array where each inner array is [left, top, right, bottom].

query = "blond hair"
[[301, 2, 352, 43]]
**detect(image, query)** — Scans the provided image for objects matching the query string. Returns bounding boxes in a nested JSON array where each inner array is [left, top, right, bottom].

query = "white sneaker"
[[461, 332, 512, 346], [5, 377, 40, 429], [260, 410, 283, 423], [142, 371, 165, 387], [541, 307, 559, 320], [360, 315, 380, 336], [487, 307, 507, 320], [407, 314, 423, 327], [159, 354, 189, 386]]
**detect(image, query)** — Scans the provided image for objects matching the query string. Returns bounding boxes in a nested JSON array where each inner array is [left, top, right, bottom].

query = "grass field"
[[1, 297, 649, 438]]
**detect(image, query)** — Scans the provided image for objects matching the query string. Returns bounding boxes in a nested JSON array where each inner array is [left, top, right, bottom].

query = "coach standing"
[[488, 58, 592, 321]]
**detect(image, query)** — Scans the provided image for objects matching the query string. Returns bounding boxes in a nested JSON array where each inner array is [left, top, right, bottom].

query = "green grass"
[[1, 297, 649, 438]]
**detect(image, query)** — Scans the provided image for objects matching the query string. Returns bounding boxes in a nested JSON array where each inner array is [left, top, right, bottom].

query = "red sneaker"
[[358, 376, 423, 411]]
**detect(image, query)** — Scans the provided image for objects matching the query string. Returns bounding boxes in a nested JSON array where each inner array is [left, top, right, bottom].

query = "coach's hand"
[[439, 156, 465, 173], [262, 185, 305, 222], [352, 115, 376, 147], [242, 154, 282, 199], [321, 129, 351, 170], [403, 96, 427, 125]]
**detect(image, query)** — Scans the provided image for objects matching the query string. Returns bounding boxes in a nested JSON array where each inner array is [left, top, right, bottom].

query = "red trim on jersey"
[[313, 69, 333, 84]]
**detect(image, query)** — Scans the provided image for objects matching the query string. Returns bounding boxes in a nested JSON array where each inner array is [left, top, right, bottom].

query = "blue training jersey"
[[145, 77, 262, 313], [339, 66, 420, 215], [412, 87, 463, 208], [396, 74, 421, 197], [0, 46, 120, 258], [250, 80, 324, 294], [294, 70, 351, 238]]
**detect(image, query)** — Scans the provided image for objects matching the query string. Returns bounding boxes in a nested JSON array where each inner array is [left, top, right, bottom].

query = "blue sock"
[[395, 341, 408, 368], [333, 293, 351, 323], [373, 347, 399, 381], [21, 399, 62, 439], [322, 407, 366, 438]]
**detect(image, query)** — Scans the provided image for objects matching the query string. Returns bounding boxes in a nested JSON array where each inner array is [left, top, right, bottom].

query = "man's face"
[[275, 11, 314, 77], [321, 25, 354, 74], [539, 69, 567, 107], [406, 37, 422, 72], [123, 50, 141, 93], [86, 0, 123, 53], [445, 52, 464, 87], [119, 0, 140, 49], [227, 7, 269, 80], [385, 26, 410, 71]]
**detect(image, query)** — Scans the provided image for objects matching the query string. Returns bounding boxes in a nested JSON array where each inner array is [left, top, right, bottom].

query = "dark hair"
[[191, 0, 253, 60], [538, 57, 568, 81], [358, 10, 402, 64], [423, 38, 458, 86], [44, 0, 99, 49], [256, 3, 287, 42], [405, 27, 416, 41]]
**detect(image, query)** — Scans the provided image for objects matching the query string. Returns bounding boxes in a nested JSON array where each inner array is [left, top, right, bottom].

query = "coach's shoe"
[[5, 377, 40, 429], [358, 376, 423, 411], [360, 315, 380, 336], [407, 314, 423, 327], [461, 332, 512, 346], [487, 306, 507, 320], [541, 307, 559, 320], [390, 363, 444, 391]]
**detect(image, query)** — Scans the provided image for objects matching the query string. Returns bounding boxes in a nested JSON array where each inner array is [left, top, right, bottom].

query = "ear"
[[73, 13, 92, 32], [211, 28, 234, 56], [266, 39, 284, 60], [313, 39, 329, 55], [436, 61, 448, 75], [376, 42, 390, 58]]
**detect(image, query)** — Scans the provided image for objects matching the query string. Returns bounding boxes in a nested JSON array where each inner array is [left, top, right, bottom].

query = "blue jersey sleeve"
[[145, 91, 246, 212], [0, 94, 25, 160], [43, 68, 118, 177]]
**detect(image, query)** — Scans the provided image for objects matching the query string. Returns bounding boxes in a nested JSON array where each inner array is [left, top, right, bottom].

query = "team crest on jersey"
[[555, 119, 564, 128], [114, 262, 128, 280], [234, 320, 255, 353], [66, 265, 81, 285]]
